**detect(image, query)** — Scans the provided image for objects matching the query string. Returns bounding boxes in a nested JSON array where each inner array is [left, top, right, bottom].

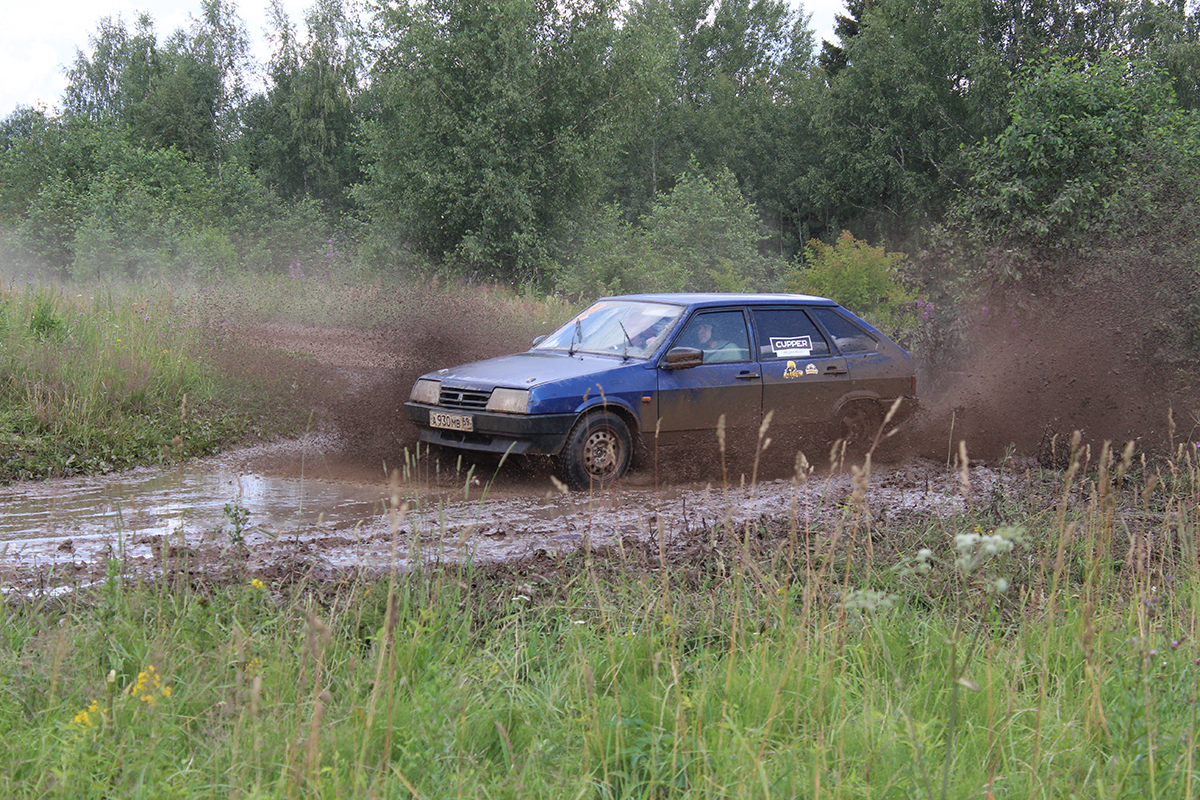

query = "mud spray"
[[218, 276, 1197, 485]]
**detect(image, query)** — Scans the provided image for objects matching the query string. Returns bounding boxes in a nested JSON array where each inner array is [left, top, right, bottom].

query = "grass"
[[0, 271, 576, 483], [183, 268, 575, 334], [2, 431, 1199, 798], [0, 278, 266, 481], [3, 268, 1198, 796]]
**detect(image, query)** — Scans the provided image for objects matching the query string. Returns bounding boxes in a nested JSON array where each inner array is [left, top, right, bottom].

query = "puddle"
[[0, 463, 393, 545], [0, 445, 1010, 594]]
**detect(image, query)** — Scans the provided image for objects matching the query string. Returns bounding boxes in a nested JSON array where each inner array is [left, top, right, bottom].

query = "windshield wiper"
[[568, 319, 583, 356], [618, 321, 632, 360]]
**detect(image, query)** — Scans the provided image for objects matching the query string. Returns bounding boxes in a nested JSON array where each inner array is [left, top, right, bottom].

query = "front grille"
[[439, 387, 492, 411]]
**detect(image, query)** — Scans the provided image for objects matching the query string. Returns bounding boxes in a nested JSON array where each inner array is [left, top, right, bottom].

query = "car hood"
[[427, 351, 640, 389]]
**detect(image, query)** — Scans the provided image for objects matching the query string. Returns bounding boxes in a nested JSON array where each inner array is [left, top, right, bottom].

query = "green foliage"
[[957, 51, 1181, 252], [559, 167, 782, 298], [809, 0, 1010, 236], [357, 0, 630, 281], [0, 282, 273, 481], [8, 0, 1200, 301], [557, 203, 638, 298], [241, 0, 363, 211], [63, 3, 250, 164], [26, 289, 64, 340], [178, 225, 239, 278], [789, 230, 917, 334], [609, 0, 812, 223], [638, 167, 780, 293]]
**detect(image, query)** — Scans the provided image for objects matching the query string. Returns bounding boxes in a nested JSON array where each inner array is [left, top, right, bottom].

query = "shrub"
[[788, 230, 918, 336], [558, 167, 785, 299]]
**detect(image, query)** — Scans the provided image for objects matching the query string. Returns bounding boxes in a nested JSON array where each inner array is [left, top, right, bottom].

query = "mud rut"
[[1, 307, 1189, 592]]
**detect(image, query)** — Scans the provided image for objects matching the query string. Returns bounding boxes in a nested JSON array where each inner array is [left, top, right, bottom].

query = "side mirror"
[[531, 335, 547, 346], [661, 346, 703, 370]]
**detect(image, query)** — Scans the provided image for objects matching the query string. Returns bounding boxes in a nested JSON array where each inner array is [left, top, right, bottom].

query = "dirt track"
[[1, 303, 1191, 593]]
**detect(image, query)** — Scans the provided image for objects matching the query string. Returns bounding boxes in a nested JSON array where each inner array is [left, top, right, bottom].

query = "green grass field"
[[2, 435, 1197, 799], [3, 275, 1197, 797]]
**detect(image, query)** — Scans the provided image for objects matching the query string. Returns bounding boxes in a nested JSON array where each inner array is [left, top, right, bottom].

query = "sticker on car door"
[[783, 360, 819, 378], [770, 336, 812, 357]]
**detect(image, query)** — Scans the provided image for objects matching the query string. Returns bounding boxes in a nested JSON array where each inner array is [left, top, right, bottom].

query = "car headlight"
[[485, 387, 530, 414], [409, 379, 441, 405]]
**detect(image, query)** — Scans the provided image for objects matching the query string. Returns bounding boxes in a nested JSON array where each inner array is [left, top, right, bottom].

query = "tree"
[[608, 0, 811, 220], [559, 166, 781, 296], [0, 108, 63, 225], [956, 51, 1180, 250], [62, 3, 251, 167], [358, 0, 627, 280], [127, 33, 224, 162], [818, 0, 871, 76], [979, 0, 1128, 70], [788, 230, 916, 332], [806, 0, 1010, 239], [64, 14, 160, 126], [1123, 0, 1200, 110], [639, 167, 780, 292], [243, 0, 364, 209]]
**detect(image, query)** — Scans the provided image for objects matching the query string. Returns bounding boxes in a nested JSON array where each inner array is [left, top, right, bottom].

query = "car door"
[[751, 306, 848, 437], [654, 309, 761, 448], [809, 307, 913, 399]]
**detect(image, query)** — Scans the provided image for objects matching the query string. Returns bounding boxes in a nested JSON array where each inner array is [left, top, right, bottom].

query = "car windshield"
[[534, 300, 684, 359]]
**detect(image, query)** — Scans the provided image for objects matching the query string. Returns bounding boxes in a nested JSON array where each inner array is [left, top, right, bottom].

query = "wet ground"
[[0, 426, 1023, 595]]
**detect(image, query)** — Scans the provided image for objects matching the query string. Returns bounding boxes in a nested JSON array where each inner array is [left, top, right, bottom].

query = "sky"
[[0, 0, 847, 119]]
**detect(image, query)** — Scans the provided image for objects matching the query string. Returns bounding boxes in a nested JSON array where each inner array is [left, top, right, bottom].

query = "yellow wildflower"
[[70, 700, 102, 730], [128, 664, 172, 706]]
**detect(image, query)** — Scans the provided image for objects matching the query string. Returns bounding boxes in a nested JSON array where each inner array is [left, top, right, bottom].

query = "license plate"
[[429, 411, 473, 432]]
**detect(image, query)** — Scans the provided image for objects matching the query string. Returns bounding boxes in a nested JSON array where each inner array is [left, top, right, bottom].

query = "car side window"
[[751, 308, 831, 360], [677, 311, 751, 363], [812, 308, 878, 353]]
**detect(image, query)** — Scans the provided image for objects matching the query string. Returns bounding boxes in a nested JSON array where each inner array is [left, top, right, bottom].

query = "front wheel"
[[557, 411, 632, 489]]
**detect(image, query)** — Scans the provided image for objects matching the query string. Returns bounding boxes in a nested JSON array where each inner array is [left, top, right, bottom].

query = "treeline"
[[2, 0, 1200, 297]]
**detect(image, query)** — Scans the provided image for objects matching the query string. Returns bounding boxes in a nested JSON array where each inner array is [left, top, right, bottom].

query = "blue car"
[[405, 293, 917, 487]]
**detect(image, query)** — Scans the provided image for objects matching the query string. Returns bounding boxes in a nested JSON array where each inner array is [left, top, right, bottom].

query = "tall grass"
[[183, 269, 576, 334], [0, 279, 258, 480], [2, 432, 1198, 798], [0, 271, 577, 482]]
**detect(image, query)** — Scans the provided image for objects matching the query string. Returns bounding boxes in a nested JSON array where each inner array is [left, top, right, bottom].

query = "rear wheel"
[[837, 401, 883, 458], [558, 411, 632, 489]]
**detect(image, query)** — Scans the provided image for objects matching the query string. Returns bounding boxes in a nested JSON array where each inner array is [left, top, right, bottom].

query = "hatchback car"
[[405, 293, 917, 487]]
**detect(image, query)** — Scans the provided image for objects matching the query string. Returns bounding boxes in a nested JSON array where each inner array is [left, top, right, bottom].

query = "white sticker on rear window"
[[771, 336, 812, 357]]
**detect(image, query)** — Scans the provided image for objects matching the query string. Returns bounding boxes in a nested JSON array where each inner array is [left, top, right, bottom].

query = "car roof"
[[602, 292, 839, 308]]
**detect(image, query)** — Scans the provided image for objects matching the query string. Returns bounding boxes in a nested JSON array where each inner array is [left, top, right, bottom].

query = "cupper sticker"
[[770, 335, 812, 357]]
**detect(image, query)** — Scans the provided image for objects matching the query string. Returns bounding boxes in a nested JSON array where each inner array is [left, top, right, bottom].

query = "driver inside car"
[[696, 320, 740, 362]]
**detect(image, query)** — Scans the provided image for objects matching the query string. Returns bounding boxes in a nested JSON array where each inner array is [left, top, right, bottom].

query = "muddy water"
[[0, 442, 998, 592], [0, 464, 391, 545]]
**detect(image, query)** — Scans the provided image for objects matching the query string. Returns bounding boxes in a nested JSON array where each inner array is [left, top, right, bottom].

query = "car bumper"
[[404, 402, 578, 455]]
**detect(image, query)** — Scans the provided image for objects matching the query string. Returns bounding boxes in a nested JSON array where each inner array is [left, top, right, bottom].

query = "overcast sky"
[[1, 0, 847, 119]]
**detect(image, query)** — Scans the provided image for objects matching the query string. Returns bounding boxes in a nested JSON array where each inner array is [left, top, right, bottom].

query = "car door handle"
[[825, 366, 848, 375], [735, 371, 761, 380]]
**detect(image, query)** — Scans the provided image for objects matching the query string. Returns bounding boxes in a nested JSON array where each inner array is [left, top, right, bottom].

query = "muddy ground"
[[3, 287, 1195, 594]]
